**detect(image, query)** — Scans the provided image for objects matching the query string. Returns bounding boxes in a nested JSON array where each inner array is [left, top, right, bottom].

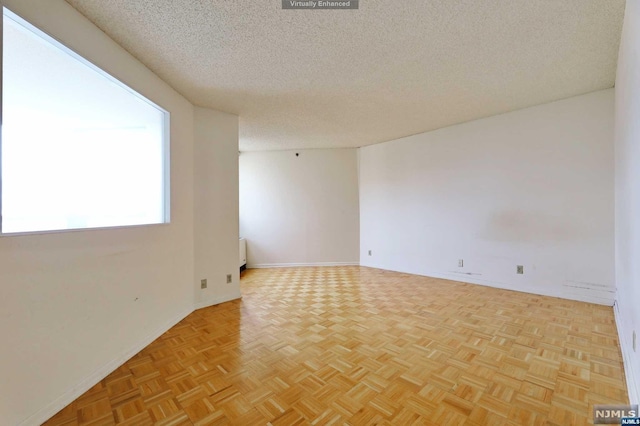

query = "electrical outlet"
[[458, 259, 464, 267], [634, 331, 636, 352], [226, 274, 232, 284], [200, 279, 207, 289], [368, 250, 372, 256], [517, 265, 524, 274]]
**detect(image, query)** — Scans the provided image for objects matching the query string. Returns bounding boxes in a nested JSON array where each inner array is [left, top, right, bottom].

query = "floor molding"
[[358, 264, 615, 306], [248, 262, 360, 269], [22, 306, 193, 426], [194, 291, 242, 310], [615, 299, 639, 405], [438, 272, 615, 306]]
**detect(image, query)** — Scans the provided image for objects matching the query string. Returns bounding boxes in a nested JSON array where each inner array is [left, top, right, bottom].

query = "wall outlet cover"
[[200, 279, 207, 289]]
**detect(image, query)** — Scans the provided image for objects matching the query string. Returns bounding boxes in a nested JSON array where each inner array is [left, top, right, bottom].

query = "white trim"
[[194, 292, 242, 310], [248, 262, 360, 269], [437, 272, 614, 306], [359, 264, 615, 306], [615, 300, 640, 405], [21, 306, 193, 426]]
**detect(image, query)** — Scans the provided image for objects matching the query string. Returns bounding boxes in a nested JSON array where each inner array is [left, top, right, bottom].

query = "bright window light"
[[1, 8, 170, 234]]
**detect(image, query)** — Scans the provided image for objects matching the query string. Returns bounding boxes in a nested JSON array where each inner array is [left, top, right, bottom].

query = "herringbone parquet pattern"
[[44, 266, 628, 425]]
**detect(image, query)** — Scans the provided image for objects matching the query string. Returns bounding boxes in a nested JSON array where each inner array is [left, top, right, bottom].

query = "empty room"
[[1, 0, 638, 425]]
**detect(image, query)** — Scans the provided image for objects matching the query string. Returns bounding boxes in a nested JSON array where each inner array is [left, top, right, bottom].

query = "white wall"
[[194, 108, 241, 308], [240, 149, 359, 267], [0, 1, 239, 424], [360, 89, 614, 305], [614, 0, 640, 405]]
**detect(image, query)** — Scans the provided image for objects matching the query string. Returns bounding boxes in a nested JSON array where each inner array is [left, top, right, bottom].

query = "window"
[[1, 8, 169, 234]]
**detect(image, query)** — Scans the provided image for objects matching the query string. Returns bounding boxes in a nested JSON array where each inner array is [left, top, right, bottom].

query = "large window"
[[1, 8, 169, 234]]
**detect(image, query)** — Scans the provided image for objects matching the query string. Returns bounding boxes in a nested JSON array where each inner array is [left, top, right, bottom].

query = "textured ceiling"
[[64, 0, 625, 151]]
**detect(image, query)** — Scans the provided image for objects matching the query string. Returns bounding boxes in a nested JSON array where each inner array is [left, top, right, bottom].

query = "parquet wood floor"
[[44, 266, 628, 425]]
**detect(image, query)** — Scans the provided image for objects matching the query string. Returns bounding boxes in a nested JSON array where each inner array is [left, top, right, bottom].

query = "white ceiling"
[[64, 0, 625, 151]]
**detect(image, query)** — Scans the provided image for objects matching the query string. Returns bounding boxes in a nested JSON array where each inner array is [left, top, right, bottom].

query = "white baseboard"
[[359, 264, 614, 306], [614, 300, 639, 405], [248, 261, 360, 269], [21, 306, 193, 426], [439, 272, 614, 306], [194, 291, 242, 310]]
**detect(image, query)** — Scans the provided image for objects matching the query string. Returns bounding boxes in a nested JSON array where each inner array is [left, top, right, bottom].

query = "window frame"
[[0, 6, 171, 236]]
